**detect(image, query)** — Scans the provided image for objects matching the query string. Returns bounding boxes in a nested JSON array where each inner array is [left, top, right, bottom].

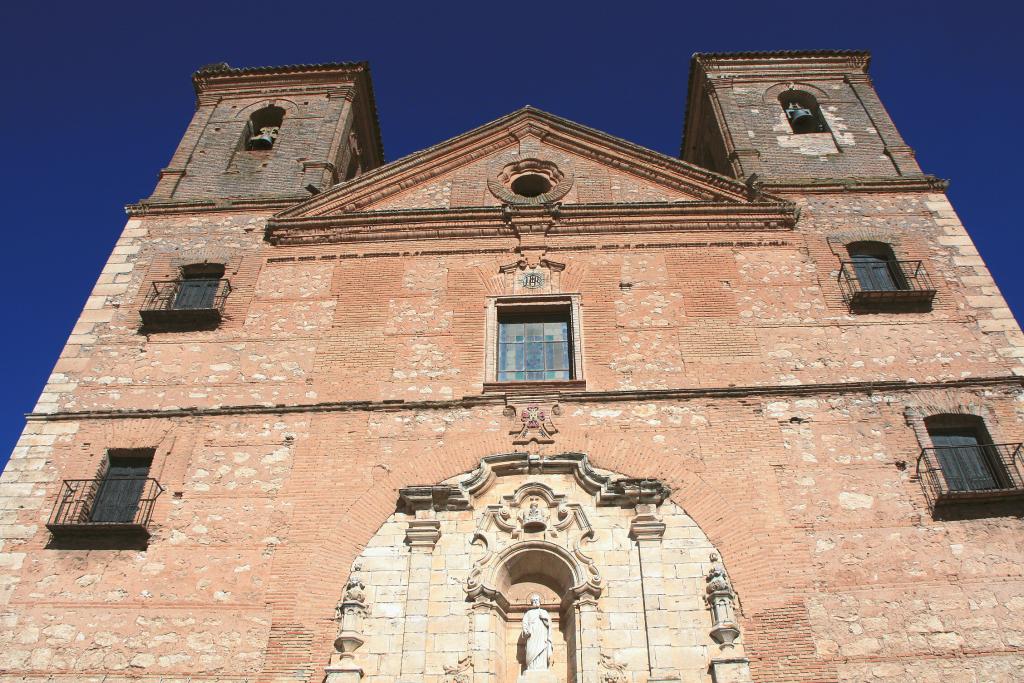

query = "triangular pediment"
[[278, 108, 761, 219]]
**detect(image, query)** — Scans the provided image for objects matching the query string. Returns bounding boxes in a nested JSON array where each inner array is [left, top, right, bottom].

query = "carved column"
[[629, 504, 678, 683]]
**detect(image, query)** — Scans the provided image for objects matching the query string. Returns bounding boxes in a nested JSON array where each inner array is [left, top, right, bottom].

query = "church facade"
[[0, 51, 1022, 682]]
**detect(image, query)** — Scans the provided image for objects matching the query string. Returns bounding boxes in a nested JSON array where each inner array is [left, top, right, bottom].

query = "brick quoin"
[[0, 51, 1022, 683]]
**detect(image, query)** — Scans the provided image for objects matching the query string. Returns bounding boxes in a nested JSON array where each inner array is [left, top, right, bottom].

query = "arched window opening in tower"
[[779, 91, 829, 134], [243, 105, 285, 151]]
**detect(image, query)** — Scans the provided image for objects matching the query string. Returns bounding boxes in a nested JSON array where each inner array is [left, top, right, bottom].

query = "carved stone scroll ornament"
[[706, 552, 741, 649], [458, 452, 671, 509], [599, 652, 627, 683], [442, 655, 473, 683], [466, 482, 602, 604]]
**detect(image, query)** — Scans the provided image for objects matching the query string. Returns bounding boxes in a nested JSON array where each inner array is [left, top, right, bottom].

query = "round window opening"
[[511, 173, 553, 198]]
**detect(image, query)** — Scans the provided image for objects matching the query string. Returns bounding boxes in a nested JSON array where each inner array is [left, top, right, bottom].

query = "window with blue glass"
[[497, 313, 573, 382]]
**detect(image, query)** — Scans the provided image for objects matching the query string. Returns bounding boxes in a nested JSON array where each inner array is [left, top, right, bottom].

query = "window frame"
[[484, 294, 585, 391]]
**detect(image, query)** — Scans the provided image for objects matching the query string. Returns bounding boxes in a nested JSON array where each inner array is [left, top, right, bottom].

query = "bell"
[[248, 126, 279, 150], [785, 104, 816, 132]]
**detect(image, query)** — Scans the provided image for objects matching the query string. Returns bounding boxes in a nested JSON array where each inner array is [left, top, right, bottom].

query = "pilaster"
[[629, 504, 678, 683]]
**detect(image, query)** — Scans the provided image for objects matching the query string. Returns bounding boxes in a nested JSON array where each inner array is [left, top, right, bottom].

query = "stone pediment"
[[274, 108, 778, 220]]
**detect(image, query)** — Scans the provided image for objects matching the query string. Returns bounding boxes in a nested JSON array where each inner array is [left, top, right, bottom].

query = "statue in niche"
[[521, 593, 553, 672]]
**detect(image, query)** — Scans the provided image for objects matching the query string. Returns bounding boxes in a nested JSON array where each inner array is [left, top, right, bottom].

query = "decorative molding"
[[397, 485, 470, 513], [756, 175, 948, 195], [457, 452, 672, 512], [127, 195, 306, 217], [603, 479, 672, 508], [264, 201, 799, 246], [487, 158, 575, 206], [628, 510, 667, 543], [405, 519, 441, 550], [25, 376, 1023, 423]]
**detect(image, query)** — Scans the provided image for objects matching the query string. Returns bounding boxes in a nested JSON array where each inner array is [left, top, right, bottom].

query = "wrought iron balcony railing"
[[46, 478, 163, 537], [140, 278, 231, 328], [916, 443, 1024, 509], [838, 260, 936, 311]]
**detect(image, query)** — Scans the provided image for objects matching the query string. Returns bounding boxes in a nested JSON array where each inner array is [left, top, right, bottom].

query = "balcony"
[[139, 278, 231, 329], [916, 443, 1024, 509], [46, 478, 163, 538], [838, 260, 936, 312]]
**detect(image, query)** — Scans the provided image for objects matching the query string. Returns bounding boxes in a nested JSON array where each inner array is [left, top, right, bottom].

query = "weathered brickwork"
[[0, 52, 1021, 683]]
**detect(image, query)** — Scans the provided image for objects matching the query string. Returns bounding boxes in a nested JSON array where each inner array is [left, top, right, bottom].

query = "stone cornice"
[[192, 61, 368, 94], [126, 195, 308, 217], [757, 175, 949, 195], [693, 50, 871, 76], [25, 376, 1023, 423], [264, 201, 799, 246]]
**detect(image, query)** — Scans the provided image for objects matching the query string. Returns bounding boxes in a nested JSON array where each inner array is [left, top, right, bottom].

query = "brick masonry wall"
[[1, 114, 1023, 681]]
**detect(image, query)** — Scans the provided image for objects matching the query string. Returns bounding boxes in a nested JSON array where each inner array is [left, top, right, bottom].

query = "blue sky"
[[2, 1, 1022, 470]]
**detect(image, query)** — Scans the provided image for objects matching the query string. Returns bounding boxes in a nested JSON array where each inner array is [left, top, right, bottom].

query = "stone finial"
[[706, 552, 740, 649], [327, 573, 369, 680]]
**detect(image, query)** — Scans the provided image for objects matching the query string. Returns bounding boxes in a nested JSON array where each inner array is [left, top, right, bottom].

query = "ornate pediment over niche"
[[477, 481, 592, 542]]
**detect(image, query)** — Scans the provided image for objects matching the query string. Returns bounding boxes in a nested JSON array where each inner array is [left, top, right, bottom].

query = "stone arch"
[[903, 389, 1008, 451], [826, 230, 904, 257], [762, 81, 831, 105], [316, 450, 755, 683], [233, 97, 301, 120]]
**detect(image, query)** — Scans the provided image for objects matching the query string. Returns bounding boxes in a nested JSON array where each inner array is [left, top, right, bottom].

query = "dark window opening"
[[174, 263, 226, 311], [498, 310, 573, 382], [925, 416, 1006, 492], [779, 91, 829, 134], [243, 105, 285, 151], [510, 174, 553, 198], [847, 242, 906, 292], [90, 449, 154, 523]]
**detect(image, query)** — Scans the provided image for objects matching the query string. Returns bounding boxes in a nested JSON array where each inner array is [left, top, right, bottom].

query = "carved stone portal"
[[331, 453, 741, 683]]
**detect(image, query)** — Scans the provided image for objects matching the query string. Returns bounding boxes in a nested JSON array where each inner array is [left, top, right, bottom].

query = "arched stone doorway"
[[324, 453, 753, 683]]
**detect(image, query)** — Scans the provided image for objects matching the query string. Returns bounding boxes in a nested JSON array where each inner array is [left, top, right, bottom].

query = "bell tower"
[[680, 51, 922, 181], [144, 61, 383, 205]]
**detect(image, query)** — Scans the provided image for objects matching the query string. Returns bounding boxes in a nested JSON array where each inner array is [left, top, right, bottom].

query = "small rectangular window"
[[498, 313, 573, 382]]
